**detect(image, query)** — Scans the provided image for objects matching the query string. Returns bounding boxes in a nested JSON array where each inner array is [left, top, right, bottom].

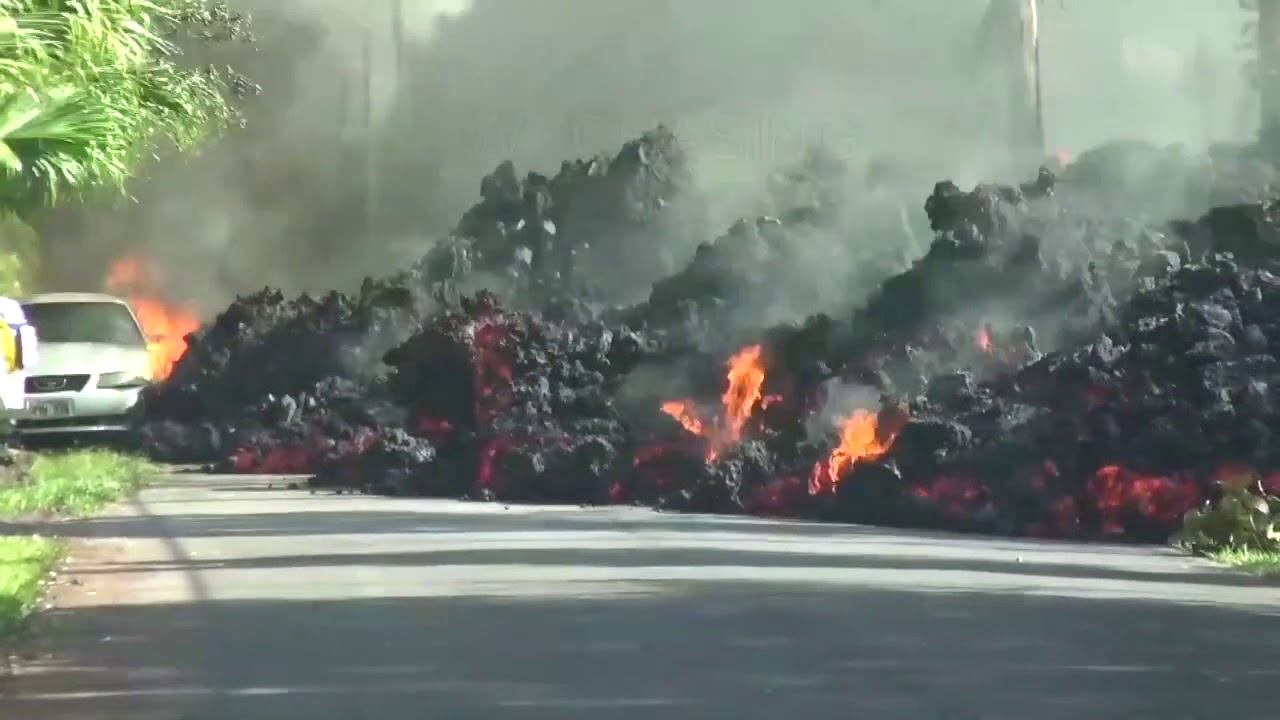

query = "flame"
[[104, 258, 200, 380], [661, 400, 705, 437], [721, 344, 766, 440], [809, 409, 897, 494], [660, 344, 767, 460]]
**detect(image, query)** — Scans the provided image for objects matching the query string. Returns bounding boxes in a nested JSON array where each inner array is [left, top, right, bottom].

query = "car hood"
[[26, 342, 150, 377]]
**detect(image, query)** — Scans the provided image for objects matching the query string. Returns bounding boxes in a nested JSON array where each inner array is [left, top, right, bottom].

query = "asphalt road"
[[1, 473, 1278, 720]]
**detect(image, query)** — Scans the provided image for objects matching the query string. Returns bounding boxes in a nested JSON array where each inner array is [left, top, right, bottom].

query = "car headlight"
[[97, 371, 149, 389]]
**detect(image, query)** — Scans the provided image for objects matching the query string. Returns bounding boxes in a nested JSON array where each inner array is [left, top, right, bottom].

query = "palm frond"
[[0, 0, 239, 215]]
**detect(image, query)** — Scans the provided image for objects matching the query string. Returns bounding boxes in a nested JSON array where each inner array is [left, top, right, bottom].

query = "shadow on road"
[[4, 479, 1279, 720], [0, 503, 1187, 549], [4, 584, 1280, 720], [47, 544, 1273, 587]]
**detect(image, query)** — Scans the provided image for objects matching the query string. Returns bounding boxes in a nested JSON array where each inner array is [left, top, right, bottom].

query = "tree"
[[0, 0, 252, 217]]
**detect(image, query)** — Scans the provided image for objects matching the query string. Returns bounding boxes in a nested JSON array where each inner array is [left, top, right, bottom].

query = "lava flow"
[[104, 258, 200, 380], [661, 344, 767, 460], [132, 127, 1280, 545]]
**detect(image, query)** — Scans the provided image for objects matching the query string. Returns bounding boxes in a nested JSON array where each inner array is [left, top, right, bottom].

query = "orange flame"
[[660, 344, 767, 460], [661, 400, 705, 437], [809, 409, 897, 494], [104, 258, 200, 380], [721, 344, 766, 441]]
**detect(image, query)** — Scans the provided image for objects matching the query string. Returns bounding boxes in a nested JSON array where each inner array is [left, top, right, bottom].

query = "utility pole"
[[975, 0, 1045, 173], [363, 22, 375, 248], [1030, 0, 1044, 156], [391, 0, 405, 79], [1188, 35, 1217, 147], [1259, 0, 1280, 161]]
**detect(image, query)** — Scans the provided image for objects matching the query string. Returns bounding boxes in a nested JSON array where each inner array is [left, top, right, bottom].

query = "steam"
[[33, 0, 1252, 321]]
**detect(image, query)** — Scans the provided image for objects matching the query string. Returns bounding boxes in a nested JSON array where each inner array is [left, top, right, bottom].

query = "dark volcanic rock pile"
[[841, 253, 1280, 541], [139, 127, 693, 470], [747, 186, 1280, 540], [429, 125, 695, 304], [139, 281, 422, 469], [311, 292, 659, 500], [137, 128, 1280, 544]]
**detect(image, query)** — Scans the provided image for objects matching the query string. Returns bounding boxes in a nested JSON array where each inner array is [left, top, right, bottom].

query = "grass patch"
[[0, 450, 151, 642], [1210, 547, 1280, 576], [0, 536, 61, 639], [0, 450, 151, 517]]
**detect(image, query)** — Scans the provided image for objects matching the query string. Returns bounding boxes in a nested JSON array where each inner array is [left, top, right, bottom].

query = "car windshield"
[[22, 301, 146, 346]]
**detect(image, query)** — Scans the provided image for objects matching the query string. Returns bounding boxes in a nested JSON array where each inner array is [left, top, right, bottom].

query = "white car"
[[16, 293, 153, 437], [0, 296, 38, 418]]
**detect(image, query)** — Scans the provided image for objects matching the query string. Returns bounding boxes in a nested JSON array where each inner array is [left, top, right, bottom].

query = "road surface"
[[1, 472, 1278, 719]]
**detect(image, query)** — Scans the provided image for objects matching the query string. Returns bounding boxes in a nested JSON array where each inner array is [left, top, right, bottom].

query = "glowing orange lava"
[[104, 258, 200, 380], [660, 344, 768, 460]]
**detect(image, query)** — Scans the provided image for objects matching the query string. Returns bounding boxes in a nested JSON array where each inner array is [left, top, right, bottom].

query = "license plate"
[[24, 399, 72, 418]]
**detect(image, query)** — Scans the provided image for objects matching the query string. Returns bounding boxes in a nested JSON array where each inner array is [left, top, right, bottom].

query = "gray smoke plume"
[[33, 0, 1252, 318]]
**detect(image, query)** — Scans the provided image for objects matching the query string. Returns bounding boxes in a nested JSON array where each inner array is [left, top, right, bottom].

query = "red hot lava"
[[1087, 465, 1202, 537], [648, 338, 1211, 539], [225, 304, 1251, 544], [468, 314, 516, 493], [231, 431, 378, 475]]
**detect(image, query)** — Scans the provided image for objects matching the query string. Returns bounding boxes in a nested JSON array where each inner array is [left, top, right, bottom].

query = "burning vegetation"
[[136, 128, 1280, 544]]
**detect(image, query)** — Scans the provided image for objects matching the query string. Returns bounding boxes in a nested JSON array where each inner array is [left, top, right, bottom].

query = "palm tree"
[[0, 0, 241, 217]]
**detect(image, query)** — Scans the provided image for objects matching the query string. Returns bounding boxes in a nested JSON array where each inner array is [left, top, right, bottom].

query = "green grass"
[[0, 449, 151, 642], [0, 536, 62, 639], [1210, 547, 1280, 576], [0, 450, 151, 517]]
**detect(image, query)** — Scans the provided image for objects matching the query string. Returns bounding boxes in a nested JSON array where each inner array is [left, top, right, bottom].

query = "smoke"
[[808, 380, 880, 441], [33, 0, 1253, 319]]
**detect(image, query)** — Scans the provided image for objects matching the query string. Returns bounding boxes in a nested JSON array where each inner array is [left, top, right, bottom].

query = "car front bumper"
[[14, 386, 144, 435]]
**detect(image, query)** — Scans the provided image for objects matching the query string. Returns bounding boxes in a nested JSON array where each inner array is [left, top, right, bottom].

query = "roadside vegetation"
[[0, 449, 152, 641], [0, 534, 56, 638], [0, 0, 248, 643], [1173, 470, 1280, 577], [0, 0, 254, 293], [1207, 547, 1280, 576], [0, 449, 151, 516]]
